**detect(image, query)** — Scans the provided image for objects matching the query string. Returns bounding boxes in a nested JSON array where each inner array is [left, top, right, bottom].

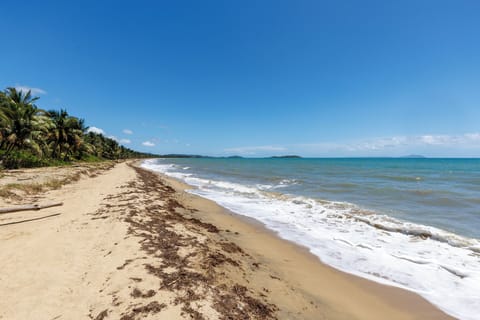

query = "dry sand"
[[0, 161, 455, 319]]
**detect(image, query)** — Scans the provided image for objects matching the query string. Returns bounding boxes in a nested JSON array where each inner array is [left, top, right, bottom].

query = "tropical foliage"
[[0, 87, 154, 168]]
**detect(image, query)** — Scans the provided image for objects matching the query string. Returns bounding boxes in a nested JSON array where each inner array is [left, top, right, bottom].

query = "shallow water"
[[142, 157, 480, 320]]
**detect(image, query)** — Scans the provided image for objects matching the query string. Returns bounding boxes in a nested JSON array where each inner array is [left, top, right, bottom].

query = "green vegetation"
[[0, 87, 155, 169]]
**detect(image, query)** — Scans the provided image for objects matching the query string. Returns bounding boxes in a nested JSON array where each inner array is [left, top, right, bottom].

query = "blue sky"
[[1, 0, 480, 157]]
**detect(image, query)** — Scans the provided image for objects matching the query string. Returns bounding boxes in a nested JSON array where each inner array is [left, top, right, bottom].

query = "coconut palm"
[[48, 109, 85, 160], [0, 91, 10, 147], [83, 131, 104, 158], [31, 114, 55, 156], [0, 85, 154, 168], [0, 87, 45, 154]]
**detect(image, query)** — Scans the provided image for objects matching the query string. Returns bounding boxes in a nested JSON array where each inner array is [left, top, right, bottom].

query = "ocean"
[[142, 157, 480, 320]]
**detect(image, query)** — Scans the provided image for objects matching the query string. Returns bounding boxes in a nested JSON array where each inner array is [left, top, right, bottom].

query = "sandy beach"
[[0, 161, 454, 319]]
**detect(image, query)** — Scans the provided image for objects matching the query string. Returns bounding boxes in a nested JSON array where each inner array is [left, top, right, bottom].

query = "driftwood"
[[16, 177, 34, 181], [0, 213, 61, 226], [0, 202, 63, 214]]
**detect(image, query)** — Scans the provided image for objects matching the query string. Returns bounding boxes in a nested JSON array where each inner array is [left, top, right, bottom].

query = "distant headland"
[[269, 155, 302, 159]]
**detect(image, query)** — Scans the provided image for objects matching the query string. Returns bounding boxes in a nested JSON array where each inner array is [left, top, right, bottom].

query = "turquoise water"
[[143, 158, 480, 319], [152, 158, 480, 238]]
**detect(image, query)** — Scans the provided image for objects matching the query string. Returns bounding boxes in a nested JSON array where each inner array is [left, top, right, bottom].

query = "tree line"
[[0, 87, 156, 168]]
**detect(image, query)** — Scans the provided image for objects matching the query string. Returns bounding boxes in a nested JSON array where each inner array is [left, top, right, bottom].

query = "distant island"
[[159, 154, 209, 158], [270, 155, 302, 159]]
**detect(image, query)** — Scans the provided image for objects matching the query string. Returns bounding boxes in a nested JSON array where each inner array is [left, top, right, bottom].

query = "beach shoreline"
[[144, 163, 455, 320], [0, 160, 454, 319]]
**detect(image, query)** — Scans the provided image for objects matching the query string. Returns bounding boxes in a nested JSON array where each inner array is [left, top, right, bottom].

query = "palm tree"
[[47, 109, 85, 160], [30, 114, 55, 156], [0, 91, 10, 147], [103, 138, 120, 159], [0, 87, 45, 155], [84, 131, 104, 158]]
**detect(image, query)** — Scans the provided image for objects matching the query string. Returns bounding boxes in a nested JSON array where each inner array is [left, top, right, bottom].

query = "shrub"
[[0, 151, 67, 169]]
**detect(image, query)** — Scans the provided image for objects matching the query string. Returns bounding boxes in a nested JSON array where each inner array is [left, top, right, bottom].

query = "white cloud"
[[103, 135, 131, 145], [123, 129, 133, 135], [119, 139, 131, 144], [419, 135, 456, 145], [142, 141, 155, 147], [349, 136, 409, 151], [224, 145, 286, 155], [414, 133, 480, 147], [87, 126, 105, 135], [298, 133, 480, 153], [465, 133, 480, 141], [15, 85, 47, 95], [225, 133, 480, 157]]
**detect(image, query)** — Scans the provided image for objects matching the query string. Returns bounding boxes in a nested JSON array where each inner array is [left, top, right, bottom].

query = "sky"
[[1, 0, 480, 157]]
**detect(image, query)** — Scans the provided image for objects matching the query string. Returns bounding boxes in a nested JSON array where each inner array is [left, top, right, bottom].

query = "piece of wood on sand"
[[0, 202, 63, 214]]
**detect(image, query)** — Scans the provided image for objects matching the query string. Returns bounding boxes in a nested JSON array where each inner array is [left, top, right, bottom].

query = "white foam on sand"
[[142, 159, 480, 320]]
